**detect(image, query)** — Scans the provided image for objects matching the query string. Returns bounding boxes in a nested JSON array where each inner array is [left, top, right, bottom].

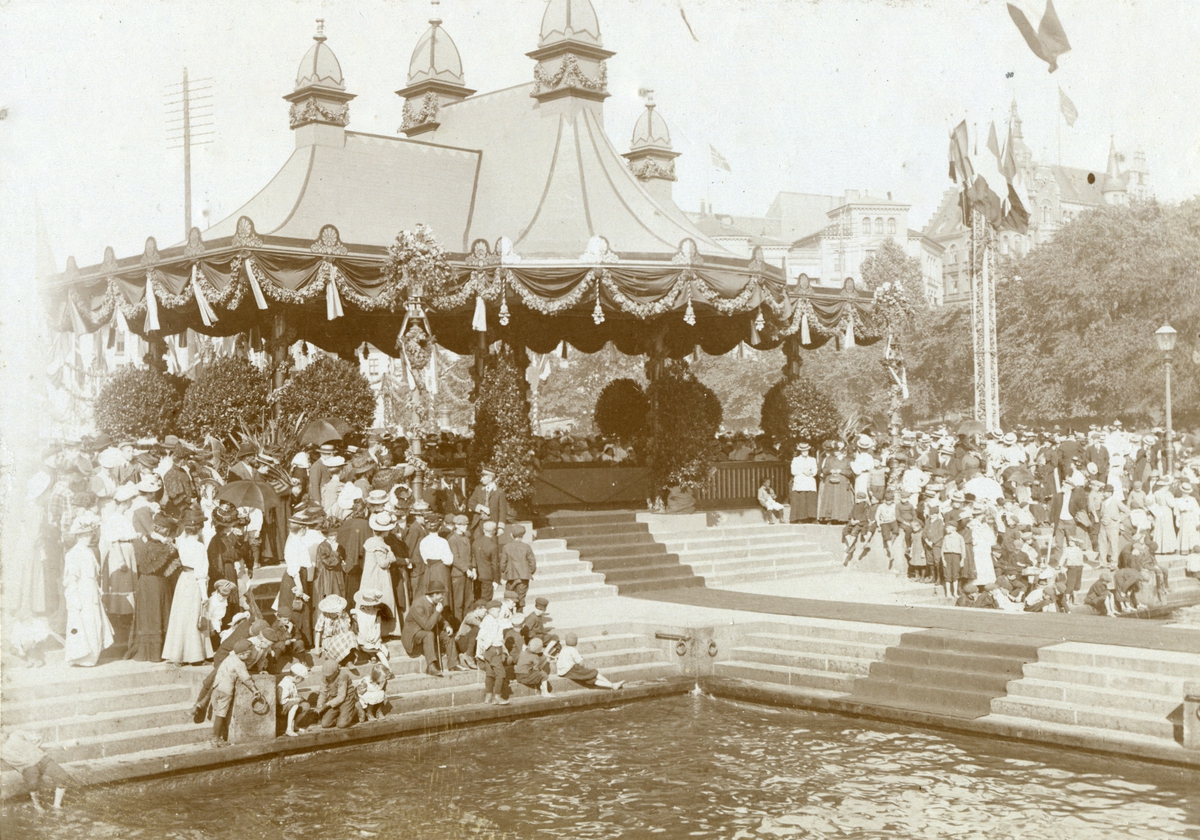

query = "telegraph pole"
[[166, 68, 213, 238]]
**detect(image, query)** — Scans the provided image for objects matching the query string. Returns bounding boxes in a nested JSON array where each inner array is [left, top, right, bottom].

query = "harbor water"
[[5, 694, 1199, 839]]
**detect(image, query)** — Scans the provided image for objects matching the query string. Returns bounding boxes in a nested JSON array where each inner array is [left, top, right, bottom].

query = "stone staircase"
[[638, 514, 841, 587], [714, 619, 908, 698], [846, 630, 1043, 719], [536, 511, 706, 595], [0, 623, 676, 779], [988, 641, 1199, 745], [527, 538, 618, 602]]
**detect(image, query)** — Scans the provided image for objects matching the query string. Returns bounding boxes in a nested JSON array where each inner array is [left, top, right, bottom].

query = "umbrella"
[[299, 418, 347, 446], [956, 419, 986, 436], [215, 479, 281, 512], [962, 475, 1005, 503], [1003, 465, 1036, 486]]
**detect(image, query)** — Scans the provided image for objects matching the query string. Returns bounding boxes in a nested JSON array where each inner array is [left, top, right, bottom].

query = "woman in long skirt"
[[162, 510, 213, 664], [125, 513, 179, 661], [1177, 483, 1200, 554], [817, 442, 854, 523], [63, 513, 114, 667], [277, 515, 316, 648], [360, 513, 400, 637], [1150, 480, 1178, 554]]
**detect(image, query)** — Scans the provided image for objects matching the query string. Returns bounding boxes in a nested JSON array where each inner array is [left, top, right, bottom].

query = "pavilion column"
[[271, 313, 288, 422], [782, 336, 803, 380]]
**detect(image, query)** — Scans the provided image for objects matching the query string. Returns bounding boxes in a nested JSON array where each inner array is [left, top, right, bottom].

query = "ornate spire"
[[396, 3, 474, 137], [527, 0, 613, 104], [284, 20, 356, 144], [623, 90, 680, 204], [1102, 136, 1128, 202], [1010, 98, 1023, 140]]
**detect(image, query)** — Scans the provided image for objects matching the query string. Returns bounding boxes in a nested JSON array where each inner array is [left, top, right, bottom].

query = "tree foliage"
[[277, 355, 377, 433], [178, 356, 270, 441], [94, 366, 186, 439], [534, 347, 645, 434], [592, 378, 649, 441], [759, 375, 843, 457], [468, 344, 538, 507], [643, 361, 723, 492]]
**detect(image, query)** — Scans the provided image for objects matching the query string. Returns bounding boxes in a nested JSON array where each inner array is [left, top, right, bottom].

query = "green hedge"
[[468, 345, 537, 506], [593, 378, 649, 441], [643, 362, 723, 492], [94, 366, 186, 440], [178, 356, 270, 440], [759, 375, 842, 457], [277, 355, 377, 433]]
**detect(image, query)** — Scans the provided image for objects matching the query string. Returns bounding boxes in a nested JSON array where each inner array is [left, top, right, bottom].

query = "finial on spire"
[[430, 0, 441, 26], [315, 18, 326, 42], [638, 88, 655, 107]]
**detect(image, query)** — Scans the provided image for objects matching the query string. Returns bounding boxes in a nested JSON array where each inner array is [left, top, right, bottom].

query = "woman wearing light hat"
[[63, 512, 114, 667], [162, 508, 215, 664], [360, 511, 400, 636], [1177, 483, 1200, 554]]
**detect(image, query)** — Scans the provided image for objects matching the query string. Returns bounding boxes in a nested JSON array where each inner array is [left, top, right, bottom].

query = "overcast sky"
[[3, 0, 1198, 274]]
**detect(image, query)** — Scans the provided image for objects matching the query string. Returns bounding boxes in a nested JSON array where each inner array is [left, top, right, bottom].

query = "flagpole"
[[1057, 90, 1062, 167]]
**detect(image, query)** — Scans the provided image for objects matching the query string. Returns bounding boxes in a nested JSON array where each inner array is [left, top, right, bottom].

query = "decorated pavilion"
[[46, 0, 882, 382]]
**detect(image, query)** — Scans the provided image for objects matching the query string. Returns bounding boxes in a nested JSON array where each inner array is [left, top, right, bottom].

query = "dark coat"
[[401, 597, 445, 657], [467, 484, 509, 536]]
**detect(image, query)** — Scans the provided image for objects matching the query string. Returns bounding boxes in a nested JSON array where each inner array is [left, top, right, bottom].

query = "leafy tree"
[[277, 355, 377, 432], [593, 378, 649, 441], [179, 356, 270, 441], [94, 366, 186, 439], [534, 346, 645, 434], [759, 375, 843, 457], [691, 348, 788, 430], [468, 344, 537, 509], [642, 361, 723, 492]]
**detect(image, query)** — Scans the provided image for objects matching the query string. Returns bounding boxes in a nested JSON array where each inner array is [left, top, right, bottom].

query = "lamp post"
[[1155, 322, 1177, 477]]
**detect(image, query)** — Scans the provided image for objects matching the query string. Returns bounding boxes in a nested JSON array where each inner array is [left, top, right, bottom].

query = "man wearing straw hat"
[[467, 465, 508, 539]]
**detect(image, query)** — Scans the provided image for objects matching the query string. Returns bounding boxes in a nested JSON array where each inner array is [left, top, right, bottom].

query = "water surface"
[[4, 695, 1199, 839]]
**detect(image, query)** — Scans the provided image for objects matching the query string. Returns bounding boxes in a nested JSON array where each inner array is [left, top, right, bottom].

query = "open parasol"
[[215, 479, 281, 512], [1002, 465, 1036, 486], [962, 475, 1005, 503], [956, 419, 987, 436], [299, 417, 350, 446]]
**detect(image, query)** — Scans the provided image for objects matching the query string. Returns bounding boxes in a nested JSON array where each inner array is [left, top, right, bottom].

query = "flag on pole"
[[709, 144, 731, 172], [1006, 0, 1071, 72], [986, 122, 1002, 161], [948, 120, 974, 186], [1058, 86, 1078, 126], [1000, 120, 1031, 233]]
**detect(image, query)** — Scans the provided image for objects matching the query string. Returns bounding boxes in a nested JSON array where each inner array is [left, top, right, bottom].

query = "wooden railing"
[[528, 461, 790, 509], [696, 461, 790, 506]]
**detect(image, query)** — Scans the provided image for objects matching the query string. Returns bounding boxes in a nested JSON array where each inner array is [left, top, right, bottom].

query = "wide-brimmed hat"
[[411, 499, 432, 513], [1003, 432, 1017, 445], [318, 443, 338, 456], [318, 594, 347, 614], [68, 511, 101, 535], [113, 483, 140, 503], [325, 456, 346, 468], [1182, 482, 1194, 493], [291, 451, 312, 470], [213, 507, 239, 528], [354, 589, 384, 607], [137, 474, 162, 493], [368, 511, 396, 531], [213, 579, 236, 595], [796, 442, 811, 452], [97, 447, 127, 470], [366, 489, 390, 506]]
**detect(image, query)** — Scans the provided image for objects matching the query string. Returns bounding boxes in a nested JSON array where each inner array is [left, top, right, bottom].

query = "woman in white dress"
[[360, 512, 400, 637], [162, 509, 214, 664], [63, 512, 114, 667], [967, 507, 997, 588], [100, 484, 139, 617], [1176, 483, 1200, 554], [1150, 479, 1178, 554]]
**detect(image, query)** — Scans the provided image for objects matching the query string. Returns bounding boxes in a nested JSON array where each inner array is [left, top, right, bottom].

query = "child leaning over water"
[[279, 661, 312, 737], [358, 663, 392, 720]]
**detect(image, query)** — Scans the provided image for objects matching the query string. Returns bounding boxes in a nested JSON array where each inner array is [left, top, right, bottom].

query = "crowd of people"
[[767, 423, 1200, 613]]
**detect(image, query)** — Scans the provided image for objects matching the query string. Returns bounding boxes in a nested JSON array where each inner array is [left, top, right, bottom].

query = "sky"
[[2, 0, 1199, 275]]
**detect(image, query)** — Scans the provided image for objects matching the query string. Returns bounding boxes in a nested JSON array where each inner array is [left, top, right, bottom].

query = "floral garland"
[[779, 296, 855, 340], [382, 224, 456, 300], [533, 55, 607, 95], [629, 158, 676, 182], [148, 270, 195, 308], [69, 283, 118, 329], [324, 262, 401, 312], [504, 268, 595, 316], [252, 264, 327, 306], [601, 269, 684, 319], [695, 277, 758, 316], [428, 268, 504, 311], [197, 264, 245, 311], [401, 92, 439, 131]]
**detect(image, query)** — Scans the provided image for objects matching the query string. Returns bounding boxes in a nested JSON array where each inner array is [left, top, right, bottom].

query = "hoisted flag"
[[1006, 0, 1071, 72], [709, 144, 731, 172], [1059, 87, 1078, 126]]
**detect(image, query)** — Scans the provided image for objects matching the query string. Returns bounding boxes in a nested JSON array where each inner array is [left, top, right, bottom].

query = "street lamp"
[[1155, 322, 1177, 477]]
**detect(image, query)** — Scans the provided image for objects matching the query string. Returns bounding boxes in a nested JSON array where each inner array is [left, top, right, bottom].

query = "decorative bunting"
[[243, 258, 269, 310], [67, 299, 88, 336], [325, 267, 345, 320], [472, 295, 487, 332], [191, 265, 218, 327], [114, 303, 131, 338], [425, 344, 439, 395], [144, 274, 160, 332]]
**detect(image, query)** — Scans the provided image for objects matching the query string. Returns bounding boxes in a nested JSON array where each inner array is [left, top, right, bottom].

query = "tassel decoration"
[[844, 313, 855, 348], [472, 294, 487, 332], [498, 291, 510, 326], [144, 274, 160, 332], [754, 308, 765, 331], [191, 265, 218, 327], [243, 258, 269, 310], [683, 297, 696, 326], [592, 294, 605, 325], [749, 318, 759, 346], [325, 267, 345, 321], [800, 312, 811, 345]]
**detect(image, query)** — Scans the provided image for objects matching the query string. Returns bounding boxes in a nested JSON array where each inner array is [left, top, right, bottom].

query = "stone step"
[[900, 631, 1043, 661], [1036, 643, 1200, 678], [705, 565, 845, 587], [989, 696, 1182, 741], [598, 564, 705, 585], [714, 660, 856, 694], [881, 647, 1033, 679], [572, 546, 672, 565], [1005, 678, 1185, 715], [607, 575, 706, 594], [686, 555, 838, 578], [849, 678, 998, 719], [526, 581, 618, 601], [653, 535, 827, 553], [742, 632, 890, 660], [62, 722, 211, 763], [866, 660, 1016, 694], [546, 511, 642, 526], [3, 683, 196, 726], [19, 700, 206, 743], [736, 620, 909, 647], [1020, 662, 1189, 696], [730, 645, 876, 676], [2, 664, 206, 705], [524, 570, 609, 587]]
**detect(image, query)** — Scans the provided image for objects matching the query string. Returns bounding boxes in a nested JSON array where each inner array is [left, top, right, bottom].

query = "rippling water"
[[5, 696, 1199, 839]]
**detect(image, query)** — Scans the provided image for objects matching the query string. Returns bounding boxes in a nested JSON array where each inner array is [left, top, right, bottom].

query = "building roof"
[[923, 189, 967, 240], [539, 0, 604, 48], [630, 101, 672, 151], [1051, 165, 1105, 206], [295, 28, 345, 91], [407, 18, 466, 87]]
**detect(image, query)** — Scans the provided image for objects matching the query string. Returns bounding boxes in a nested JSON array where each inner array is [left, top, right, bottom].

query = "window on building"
[[368, 356, 380, 376], [887, 218, 896, 235], [115, 329, 125, 355], [1016, 237, 1026, 257], [861, 218, 871, 236], [948, 246, 957, 265], [1000, 235, 1009, 255], [874, 218, 884, 235], [1041, 204, 1050, 225]]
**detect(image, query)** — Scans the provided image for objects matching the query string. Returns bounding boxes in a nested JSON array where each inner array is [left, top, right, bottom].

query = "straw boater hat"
[[1003, 432, 1017, 445], [291, 451, 312, 470], [354, 589, 384, 608], [318, 443, 338, 457], [318, 594, 347, 614], [366, 489, 390, 506], [856, 434, 873, 450], [137, 474, 162, 493], [796, 442, 811, 452], [213, 579, 237, 595], [368, 511, 396, 532]]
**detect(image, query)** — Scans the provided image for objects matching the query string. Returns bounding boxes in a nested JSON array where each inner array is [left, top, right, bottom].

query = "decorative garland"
[[428, 268, 504, 311], [504, 268, 595, 316], [533, 55, 607, 95], [601, 269, 684, 319], [324, 262, 400, 312], [381, 224, 456, 300], [779, 296, 854, 340], [628, 158, 676, 182], [401, 92, 440, 130], [695, 277, 758, 316]]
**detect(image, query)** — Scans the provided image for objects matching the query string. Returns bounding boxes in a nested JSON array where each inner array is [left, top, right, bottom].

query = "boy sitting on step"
[[514, 637, 553, 696], [555, 632, 624, 691]]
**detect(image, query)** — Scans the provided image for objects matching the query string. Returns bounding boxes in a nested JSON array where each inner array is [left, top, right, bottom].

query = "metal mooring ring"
[[707, 640, 719, 658], [676, 639, 688, 657]]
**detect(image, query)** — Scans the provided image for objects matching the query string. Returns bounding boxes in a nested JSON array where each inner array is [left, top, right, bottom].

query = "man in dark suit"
[[401, 582, 453, 676], [467, 466, 508, 540], [1085, 432, 1110, 481]]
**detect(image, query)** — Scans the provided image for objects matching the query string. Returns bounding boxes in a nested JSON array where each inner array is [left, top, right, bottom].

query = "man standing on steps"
[[467, 465, 508, 540], [501, 523, 536, 610], [401, 582, 454, 676]]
